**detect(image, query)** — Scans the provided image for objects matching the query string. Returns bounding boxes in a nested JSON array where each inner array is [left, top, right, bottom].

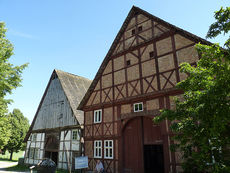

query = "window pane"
[[109, 141, 112, 147], [110, 149, 112, 157], [77, 131, 80, 140], [139, 103, 143, 110], [72, 131, 77, 140], [106, 149, 108, 157], [135, 104, 138, 111], [99, 148, 101, 156]]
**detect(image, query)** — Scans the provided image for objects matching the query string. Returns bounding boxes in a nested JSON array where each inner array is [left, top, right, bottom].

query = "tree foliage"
[[0, 22, 28, 149], [207, 7, 230, 49], [154, 7, 230, 173], [3, 109, 29, 160]]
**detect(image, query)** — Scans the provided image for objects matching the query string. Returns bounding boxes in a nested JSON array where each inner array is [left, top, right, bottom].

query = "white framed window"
[[29, 148, 34, 159], [26, 149, 29, 158], [94, 109, 102, 123], [34, 148, 39, 159], [134, 102, 143, 112], [72, 129, 80, 140], [32, 134, 37, 142], [94, 140, 102, 158], [104, 140, 113, 159]]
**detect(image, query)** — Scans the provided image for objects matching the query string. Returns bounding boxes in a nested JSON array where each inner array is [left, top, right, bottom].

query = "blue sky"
[[0, 0, 229, 123]]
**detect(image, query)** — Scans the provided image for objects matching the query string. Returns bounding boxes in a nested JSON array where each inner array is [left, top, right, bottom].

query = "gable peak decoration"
[[78, 6, 211, 110]]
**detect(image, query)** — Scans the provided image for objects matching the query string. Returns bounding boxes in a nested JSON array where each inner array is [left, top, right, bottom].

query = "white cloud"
[[8, 29, 39, 40]]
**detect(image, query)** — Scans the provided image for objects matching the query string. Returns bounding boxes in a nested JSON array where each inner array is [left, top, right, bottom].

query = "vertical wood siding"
[[32, 78, 76, 130]]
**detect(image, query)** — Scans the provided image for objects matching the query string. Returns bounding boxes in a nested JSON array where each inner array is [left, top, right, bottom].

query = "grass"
[[56, 169, 69, 173], [4, 164, 29, 172], [0, 150, 24, 162], [56, 169, 81, 173]]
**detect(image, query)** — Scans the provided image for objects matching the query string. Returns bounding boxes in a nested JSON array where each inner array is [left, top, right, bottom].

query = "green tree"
[[0, 22, 28, 149], [207, 7, 230, 48], [154, 7, 230, 173], [4, 109, 29, 160]]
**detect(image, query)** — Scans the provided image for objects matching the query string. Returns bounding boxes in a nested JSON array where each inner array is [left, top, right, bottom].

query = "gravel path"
[[0, 161, 30, 173], [0, 161, 18, 169], [0, 171, 30, 173]]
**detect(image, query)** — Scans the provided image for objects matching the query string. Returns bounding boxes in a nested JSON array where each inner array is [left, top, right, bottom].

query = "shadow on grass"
[[56, 169, 69, 173], [4, 164, 29, 171], [56, 169, 81, 173]]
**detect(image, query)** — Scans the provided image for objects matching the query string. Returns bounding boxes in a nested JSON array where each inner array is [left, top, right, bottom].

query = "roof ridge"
[[55, 69, 91, 81]]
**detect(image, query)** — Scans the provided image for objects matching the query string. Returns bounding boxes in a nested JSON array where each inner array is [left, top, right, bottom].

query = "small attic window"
[[149, 51, 154, 58], [134, 102, 143, 112], [138, 26, 142, 32], [132, 29, 136, 36], [72, 130, 80, 140], [126, 60, 131, 66], [94, 109, 102, 123]]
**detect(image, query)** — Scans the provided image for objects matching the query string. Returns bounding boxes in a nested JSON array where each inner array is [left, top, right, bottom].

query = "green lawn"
[[4, 164, 29, 172], [0, 150, 24, 162]]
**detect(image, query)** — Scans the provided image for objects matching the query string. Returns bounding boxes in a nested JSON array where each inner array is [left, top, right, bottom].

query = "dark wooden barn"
[[78, 6, 210, 173], [24, 69, 91, 171]]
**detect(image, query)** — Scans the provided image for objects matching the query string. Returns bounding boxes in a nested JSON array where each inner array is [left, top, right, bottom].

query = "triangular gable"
[[78, 6, 211, 110], [24, 69, 91, 141], [112, 12, 170, 55], [56, 70, 91, 124]]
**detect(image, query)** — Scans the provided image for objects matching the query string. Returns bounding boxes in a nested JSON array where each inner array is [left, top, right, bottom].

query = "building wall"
[[25, 129, 81, 170], [58, 129, 81, 170], [83, 12, 199, 173], [84, 107, 119, 172], [85, 15, 197, 108], [24, 133, 45, 165], [84, 96, 181, 173]]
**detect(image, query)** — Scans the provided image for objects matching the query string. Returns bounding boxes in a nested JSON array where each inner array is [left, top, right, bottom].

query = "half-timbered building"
[[24, 69, 91, 171], [78, 6, 210, 173]]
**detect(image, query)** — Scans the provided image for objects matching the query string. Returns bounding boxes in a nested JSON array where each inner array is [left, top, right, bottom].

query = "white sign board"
[[75, 156, 88, 169]]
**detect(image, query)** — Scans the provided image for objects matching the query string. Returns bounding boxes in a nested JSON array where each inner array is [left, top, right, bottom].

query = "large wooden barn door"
[[123, 116, 164, 173], [123, 117, 144, 173]]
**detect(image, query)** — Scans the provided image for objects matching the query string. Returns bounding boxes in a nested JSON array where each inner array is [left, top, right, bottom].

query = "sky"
[[0, 0, 229, 123]]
